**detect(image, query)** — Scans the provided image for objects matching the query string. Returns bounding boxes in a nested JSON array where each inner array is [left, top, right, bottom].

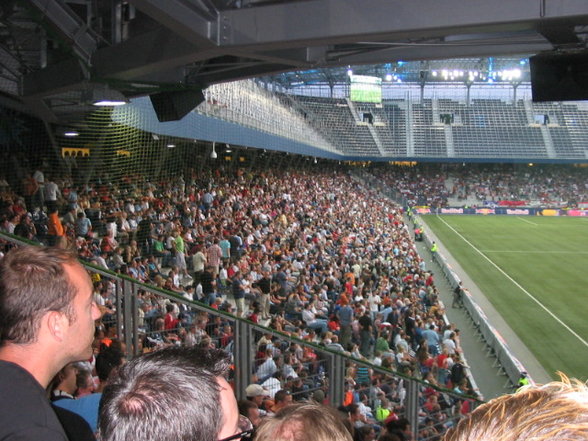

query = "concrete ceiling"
[[0, 0, 586, 123]]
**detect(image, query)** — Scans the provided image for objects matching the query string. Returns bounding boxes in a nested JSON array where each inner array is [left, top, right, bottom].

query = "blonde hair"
[[255, 402, 352, 441], [444, 375, 588, 441]]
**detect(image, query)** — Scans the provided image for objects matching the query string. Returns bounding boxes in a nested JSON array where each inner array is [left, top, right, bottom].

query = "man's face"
[[63, 262, 101, 362], [216, 376, 240, 440]]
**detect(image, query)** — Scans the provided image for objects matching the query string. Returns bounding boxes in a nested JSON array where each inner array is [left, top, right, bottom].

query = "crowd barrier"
[[414, 206, 588, 217], [419, 226, 530, 389], [0, 233, 482, 441]]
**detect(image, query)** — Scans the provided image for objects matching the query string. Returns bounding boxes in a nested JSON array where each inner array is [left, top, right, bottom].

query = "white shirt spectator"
[[443, 337, 457, 355], [261, 376, 281, 400], [44, 181, 61, 202], [256, 357, 277, 380]]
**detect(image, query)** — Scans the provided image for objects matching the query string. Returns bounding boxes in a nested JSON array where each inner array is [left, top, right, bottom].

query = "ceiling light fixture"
[[91, 86, 128, 106]]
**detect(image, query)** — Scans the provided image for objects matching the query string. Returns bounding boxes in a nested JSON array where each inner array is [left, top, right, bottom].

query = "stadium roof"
[[0, 0, 587, 122], [262, 58, 533, 90]]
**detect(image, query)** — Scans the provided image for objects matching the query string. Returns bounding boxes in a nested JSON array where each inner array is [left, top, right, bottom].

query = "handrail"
[[0, 232, 482, 440]]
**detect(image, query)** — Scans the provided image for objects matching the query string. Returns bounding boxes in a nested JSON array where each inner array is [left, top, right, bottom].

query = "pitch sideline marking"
[[516, 216, 538, 226], [480, 250, 588, 254], [436, 215, 588, 348]]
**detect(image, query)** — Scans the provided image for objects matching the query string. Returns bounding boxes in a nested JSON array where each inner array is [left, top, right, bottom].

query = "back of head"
[[255, 402, 352, 441], [99, 346, 230, 441], [443, 377, 588, 441], [0, 245, 78, 345], [95, 346, 125, 382]]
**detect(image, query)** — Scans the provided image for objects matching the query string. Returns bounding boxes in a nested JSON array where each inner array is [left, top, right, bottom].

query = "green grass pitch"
[[421, 215, 588, 381]]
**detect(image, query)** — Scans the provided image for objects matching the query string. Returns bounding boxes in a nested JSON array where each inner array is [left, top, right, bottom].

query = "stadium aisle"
[[414, 218, 552, 399]]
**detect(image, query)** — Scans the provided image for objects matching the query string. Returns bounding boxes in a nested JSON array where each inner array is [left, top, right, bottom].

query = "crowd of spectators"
[[0, 163, 500, 440], [367, 164, 588, 208], [448, 165, 588, 206]]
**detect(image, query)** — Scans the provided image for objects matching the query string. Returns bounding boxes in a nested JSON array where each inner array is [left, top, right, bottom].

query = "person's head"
[[246, 384, 269, 407], [255, 402, 352, 441], [274, 389, 293, 407], [75, 365, 95, 397], [347, 403, 361, 422], [99, 346, 244, 441], [50, 362, 79, 395], [0, 246, 100, 361], [386, 418, 411, 436], [238, 399, 261, 427], [95, 346, 126, 384], [443, 377, 588, 441], [358, 425, 376, 441]]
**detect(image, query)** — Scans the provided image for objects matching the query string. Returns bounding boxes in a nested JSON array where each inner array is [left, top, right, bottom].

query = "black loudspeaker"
[[149, 89, 205, 122], [530, 52, 588, 102]]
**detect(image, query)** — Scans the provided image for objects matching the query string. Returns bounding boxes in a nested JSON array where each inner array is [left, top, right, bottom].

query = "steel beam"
[[29, 0, 98, 62], [218, 0, 588, 48], [19, 0, 588, 110], [128, 0, 218, 46], [325, 37, 551, 65], [91, 28, 215, 81]]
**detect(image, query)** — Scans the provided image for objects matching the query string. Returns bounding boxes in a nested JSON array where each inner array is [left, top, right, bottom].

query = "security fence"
[[0, 233, 480, 440]]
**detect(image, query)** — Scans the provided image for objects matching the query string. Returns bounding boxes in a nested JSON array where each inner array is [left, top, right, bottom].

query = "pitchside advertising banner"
[[414, 206, 588, 216]]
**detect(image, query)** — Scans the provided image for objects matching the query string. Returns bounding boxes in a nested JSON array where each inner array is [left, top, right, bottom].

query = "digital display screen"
[[350, 75, 382, 103]]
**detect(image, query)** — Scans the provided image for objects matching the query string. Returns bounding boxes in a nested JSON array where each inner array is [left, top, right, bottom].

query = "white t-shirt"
[[443, 338, 457, 355], [368, 294, 381, 312]]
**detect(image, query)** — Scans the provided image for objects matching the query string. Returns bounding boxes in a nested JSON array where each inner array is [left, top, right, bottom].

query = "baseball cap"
[[245, 384, 269, 397]]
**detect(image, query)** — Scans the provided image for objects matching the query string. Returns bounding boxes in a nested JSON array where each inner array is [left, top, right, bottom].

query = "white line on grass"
[[436, 215, 588, 348], [480, 250, 588, 254], [516, 217, 538, 226]]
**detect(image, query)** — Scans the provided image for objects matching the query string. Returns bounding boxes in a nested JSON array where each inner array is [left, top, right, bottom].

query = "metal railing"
[[0, 233, 481, 440]]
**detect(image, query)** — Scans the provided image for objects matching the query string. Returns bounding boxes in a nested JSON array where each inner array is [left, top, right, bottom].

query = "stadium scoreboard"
[[350, 75, 382, 103]]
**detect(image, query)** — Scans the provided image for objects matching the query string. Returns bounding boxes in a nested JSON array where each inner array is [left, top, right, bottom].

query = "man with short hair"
[[270, 389, 293, 414], [0, 245, 101, 440], [50, 363, 79, 401], [422, 324, 441, 356], [232, 269, 246, 317], [54, 346, 125, 433], [75, 212, 92, 239], [99, 346, 248, 441], [337, 299, 354, 350]]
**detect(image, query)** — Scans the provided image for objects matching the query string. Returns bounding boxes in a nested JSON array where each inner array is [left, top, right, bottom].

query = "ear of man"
[[45, 310, 70, 343]]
